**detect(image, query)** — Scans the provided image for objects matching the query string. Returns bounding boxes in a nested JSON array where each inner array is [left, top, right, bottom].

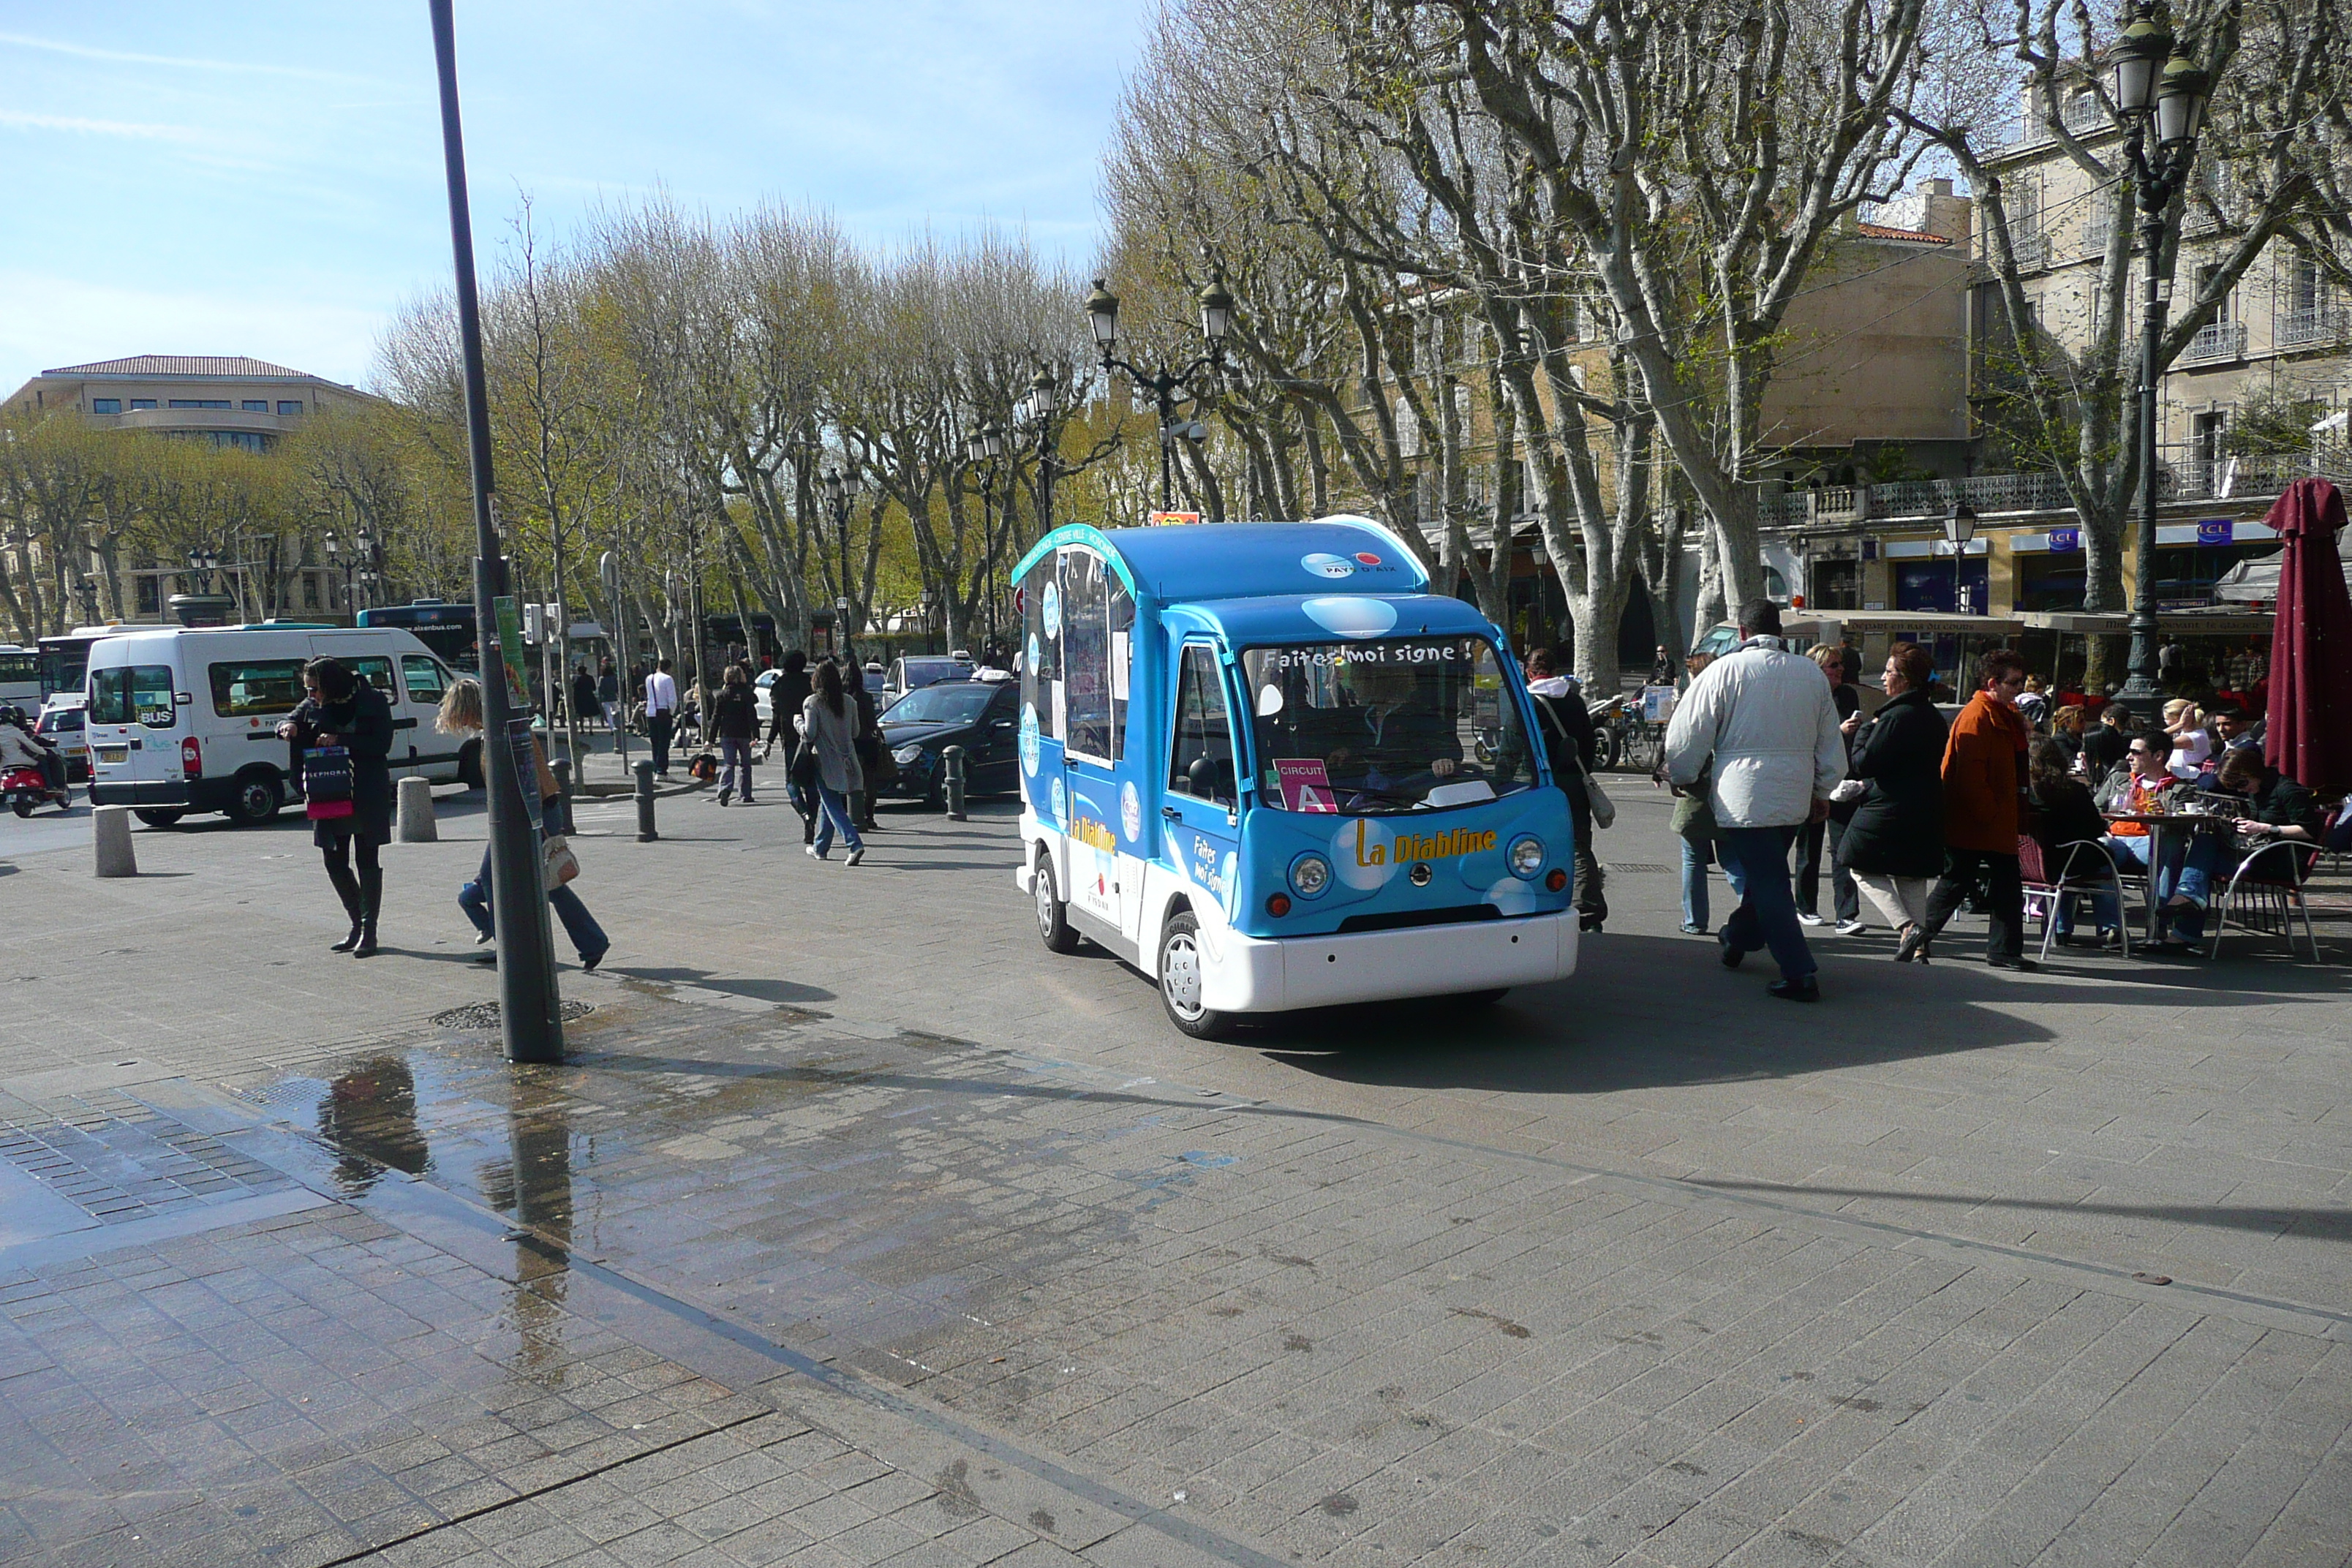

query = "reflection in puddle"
[[319, 1058, 430, 1196], [483, 1073, 574, 1381]]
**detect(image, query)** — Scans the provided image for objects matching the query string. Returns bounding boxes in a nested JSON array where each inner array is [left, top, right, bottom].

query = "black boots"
[[353, 863, 382, 957]]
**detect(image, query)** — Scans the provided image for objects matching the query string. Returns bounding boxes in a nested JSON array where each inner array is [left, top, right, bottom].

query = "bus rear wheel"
[[1158, 911, 1237, 1041], [228, 769, 282, 826]]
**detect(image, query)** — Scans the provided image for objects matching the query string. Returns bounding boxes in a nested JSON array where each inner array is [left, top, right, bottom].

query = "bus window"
[[1168, 644, 1235, 805], [347, 657, 396, 698], [1022, 556, 1059, 741], [210, 659, 306, 717]]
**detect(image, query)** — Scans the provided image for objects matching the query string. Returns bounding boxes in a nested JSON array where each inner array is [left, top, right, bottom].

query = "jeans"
[[811, 783, 862, 856], [1794, 816, 1860, 924], [1569, 789, 1607, 924], [2046, 836, 2127, 936], [1678, 837, 1711, 930], [1715, 825, 1814, 981], [647, 712, 674, 774], [1921, 848, 2024, 960], [718, 737, 755, 801], [2163, 834, 2244, 939], [459, 841, 608, 962]]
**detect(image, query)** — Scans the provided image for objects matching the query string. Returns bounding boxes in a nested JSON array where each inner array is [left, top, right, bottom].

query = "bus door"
[[1055, 548, 1142, 941], [1159, 640, 1241, 924]]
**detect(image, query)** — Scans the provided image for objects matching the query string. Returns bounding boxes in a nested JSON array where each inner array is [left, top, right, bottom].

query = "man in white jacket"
[[1663, 599, 1847, 1001]]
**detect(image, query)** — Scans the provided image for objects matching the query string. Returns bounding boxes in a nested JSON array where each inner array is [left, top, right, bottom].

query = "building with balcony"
[[4, 354, 372, 453]]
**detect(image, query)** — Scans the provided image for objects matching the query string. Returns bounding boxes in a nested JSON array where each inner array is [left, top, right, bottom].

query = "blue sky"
[[0, 3, 1149, 395]]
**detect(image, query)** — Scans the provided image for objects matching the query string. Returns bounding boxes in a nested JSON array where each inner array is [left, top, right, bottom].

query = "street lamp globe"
[[323, 532, 339, 559], [1084, 279, 1120, 354], [822, 468, 845, 506], [965, 429, 988, 465], [1942, 499, 1978, 550], [2155, 53, 2210, 146], [981, 421, 1006, 460], [2106, 13, 2172, 116], [1028, 366, 1058, 421], [1198, 276, 1237, 347]]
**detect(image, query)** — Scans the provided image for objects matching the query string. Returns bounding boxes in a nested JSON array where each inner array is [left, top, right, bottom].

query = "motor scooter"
[[3, 763, 69, 817]]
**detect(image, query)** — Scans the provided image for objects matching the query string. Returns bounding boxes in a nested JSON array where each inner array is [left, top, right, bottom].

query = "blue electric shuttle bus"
[[1012, 516, 1579, 1039]]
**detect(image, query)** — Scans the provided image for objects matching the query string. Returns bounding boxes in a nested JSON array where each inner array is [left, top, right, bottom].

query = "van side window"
[[1062, 549, 1115, 761], [91, 666, 176, 727], [209, 659, 306, 717], [346, 657, 396, 698], [1168, 644, 1235, 804], [402, 656, 447, 705]]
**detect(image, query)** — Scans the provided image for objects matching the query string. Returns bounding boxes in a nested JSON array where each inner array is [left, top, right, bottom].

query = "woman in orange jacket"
[[1903, 649, 2035, 967]]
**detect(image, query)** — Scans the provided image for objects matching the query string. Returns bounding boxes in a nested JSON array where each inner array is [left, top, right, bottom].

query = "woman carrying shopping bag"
[[437, 679, 611, 971], [279, 657, 393, 956]]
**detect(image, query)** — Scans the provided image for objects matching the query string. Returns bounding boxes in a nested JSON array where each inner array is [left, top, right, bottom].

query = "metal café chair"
[[2019, 834, 2139, 962], [2205, 815, 2334, 962]]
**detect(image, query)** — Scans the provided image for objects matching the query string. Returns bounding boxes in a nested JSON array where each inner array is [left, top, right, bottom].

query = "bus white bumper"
[[1201, 911, 1579, 1015]]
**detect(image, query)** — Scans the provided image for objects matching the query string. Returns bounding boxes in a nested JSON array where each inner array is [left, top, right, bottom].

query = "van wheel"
[[228, 769, 282, 826], [1158, 911, 1237, 1041], [1458, 988, 1509, 1009], [458, 739, 484, 791], [1034, 852, 1081, 954], [134, 809, 184, 829]]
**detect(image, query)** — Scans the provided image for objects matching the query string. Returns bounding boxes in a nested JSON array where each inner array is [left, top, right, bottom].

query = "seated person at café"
[[2080, 704, 2132, 782], [2093, 731, 2196, 904], [2158, 748, 2326, 944], [2192, 705, 2259, 785], [2027, 737, 2121, 946]]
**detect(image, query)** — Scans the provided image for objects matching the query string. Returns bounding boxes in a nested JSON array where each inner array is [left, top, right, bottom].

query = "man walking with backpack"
[[1664, 599, 1847, 1001], [1523, 647, 1607, 932]]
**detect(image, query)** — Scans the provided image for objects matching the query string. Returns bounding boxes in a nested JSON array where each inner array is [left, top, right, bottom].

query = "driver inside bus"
[[1324, 657, 1458, 794]]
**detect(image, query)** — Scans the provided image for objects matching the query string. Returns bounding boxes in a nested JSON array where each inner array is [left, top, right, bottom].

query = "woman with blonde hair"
[[437, 679, 611, 970], [2163, 698, 2211, 780]]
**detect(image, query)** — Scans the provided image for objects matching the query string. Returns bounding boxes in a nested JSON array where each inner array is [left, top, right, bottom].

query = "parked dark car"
[[875, 678, 1019, 804]]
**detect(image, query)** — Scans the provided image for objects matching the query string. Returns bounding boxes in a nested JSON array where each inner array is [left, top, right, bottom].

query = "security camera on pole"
[[430, 0, 562, 1063]]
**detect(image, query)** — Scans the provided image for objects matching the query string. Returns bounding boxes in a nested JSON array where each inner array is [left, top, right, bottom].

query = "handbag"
[[1670, 767, 1716, 842], [541, 832, 581, 892], [302, 745, 354, 822], [1576, 759, 1617, 830]]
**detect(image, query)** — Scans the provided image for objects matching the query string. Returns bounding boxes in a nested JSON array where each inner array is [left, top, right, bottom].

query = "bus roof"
[[1011, 517, 1430, 603]]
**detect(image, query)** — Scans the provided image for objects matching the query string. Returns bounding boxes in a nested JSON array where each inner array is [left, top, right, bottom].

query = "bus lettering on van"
[[1072, 815, 1117, 853], [1352, 819, 1495, 867]]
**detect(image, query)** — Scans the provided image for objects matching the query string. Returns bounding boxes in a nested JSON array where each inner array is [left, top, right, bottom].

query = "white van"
[[84, 625, 475, 827]]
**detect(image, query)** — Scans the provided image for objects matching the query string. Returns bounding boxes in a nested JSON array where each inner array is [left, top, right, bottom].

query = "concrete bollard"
[[396, 775, 437, 843], [633, 759, 658, 843], [943, 745, 968, 822], [94, 805, 137, 878]]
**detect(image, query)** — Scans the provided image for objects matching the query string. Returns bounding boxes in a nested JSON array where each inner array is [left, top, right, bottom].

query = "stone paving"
[[0, 777, 2348, 1566]]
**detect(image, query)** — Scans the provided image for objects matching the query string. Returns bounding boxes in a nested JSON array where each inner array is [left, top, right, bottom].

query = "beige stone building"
[[2, 355, 378, 632]]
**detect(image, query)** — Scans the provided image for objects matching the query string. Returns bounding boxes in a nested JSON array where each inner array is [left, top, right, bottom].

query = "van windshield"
[[1240, 636, 1535, 813]]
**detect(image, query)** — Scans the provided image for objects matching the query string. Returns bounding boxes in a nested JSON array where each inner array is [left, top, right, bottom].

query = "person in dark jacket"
[[597, 657, 621, 731], [845, 658, 883, 831], [570, 664, 600, 731], [711, 663, 760, 805], [763, 650, 817, 841], [2080, 704, 2131, 783], [1523, 648, 1605, 931], [277, 657, 393, 956], [1836, 642, 1947, 960], [2162, 748, 2326, 944], [1794, 644, 1863, 932], [2027, 736, 2121, 945]]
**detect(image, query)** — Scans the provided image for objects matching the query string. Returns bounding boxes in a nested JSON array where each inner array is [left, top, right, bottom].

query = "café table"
[[2102, 809, 2240, 945]]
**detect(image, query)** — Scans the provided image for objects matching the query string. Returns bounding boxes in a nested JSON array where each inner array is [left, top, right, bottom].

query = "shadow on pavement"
[[1692, 1177, 2352, 1243], [608, 965, 834, 1005]]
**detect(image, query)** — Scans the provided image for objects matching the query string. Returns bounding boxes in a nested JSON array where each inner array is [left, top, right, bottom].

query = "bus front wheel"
[[1157, 911, 1237, 1041], [1034, 851, 1080, 954]]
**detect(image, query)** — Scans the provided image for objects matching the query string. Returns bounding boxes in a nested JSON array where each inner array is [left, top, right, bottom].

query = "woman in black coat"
[[1836, 644, 1948, 957], [844, 660, 883, 831], [763, 650, 817, 841], [278, 657, 394, 955]]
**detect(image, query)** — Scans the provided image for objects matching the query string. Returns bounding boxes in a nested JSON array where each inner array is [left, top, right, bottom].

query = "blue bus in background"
[[358, 599, 477, 670], [1012, 516, 1579, 1039]]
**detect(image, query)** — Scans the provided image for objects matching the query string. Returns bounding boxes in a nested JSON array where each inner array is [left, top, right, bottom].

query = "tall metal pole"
[[2117, 132, 2173, 713], [431, 0, 562, 1064]]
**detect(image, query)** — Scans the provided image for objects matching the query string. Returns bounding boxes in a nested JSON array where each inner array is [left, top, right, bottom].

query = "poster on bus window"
[[1275, 758, 1339, 813]]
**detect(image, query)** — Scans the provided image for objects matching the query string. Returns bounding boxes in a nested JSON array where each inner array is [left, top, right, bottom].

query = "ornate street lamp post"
[[1083, 275, 1234, 514], [2106, 8, 2212, 710], [1943, 500, 1978, 616]]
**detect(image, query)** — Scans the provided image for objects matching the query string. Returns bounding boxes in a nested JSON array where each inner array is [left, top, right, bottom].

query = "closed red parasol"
[[2263, 478, 2352, 794]]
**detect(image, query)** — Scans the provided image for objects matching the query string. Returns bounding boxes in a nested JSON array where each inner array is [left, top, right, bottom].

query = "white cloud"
[[0, 109, 200, 142]]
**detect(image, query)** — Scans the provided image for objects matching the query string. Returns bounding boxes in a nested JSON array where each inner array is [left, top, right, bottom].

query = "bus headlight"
[[1508, 834, 1545, 878], [892, 745, 925, 766], [1289, 853, 1331, 898]]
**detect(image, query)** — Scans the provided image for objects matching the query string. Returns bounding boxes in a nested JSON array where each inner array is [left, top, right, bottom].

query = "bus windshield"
[[1240, 636, 1535, 814]]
